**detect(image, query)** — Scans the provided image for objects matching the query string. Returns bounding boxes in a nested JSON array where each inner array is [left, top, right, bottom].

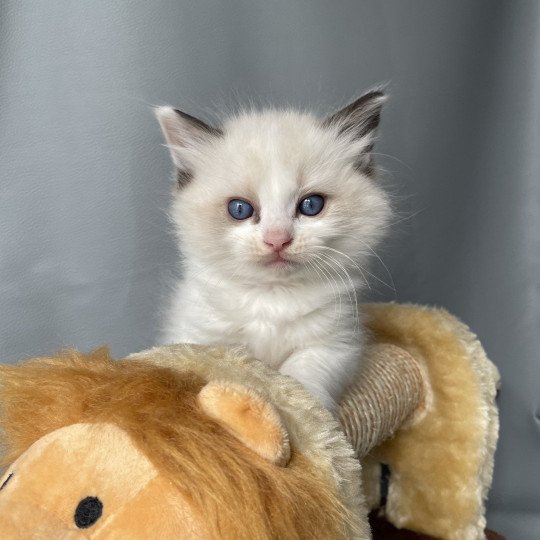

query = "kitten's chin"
[[261, 253, 296, 270], [254, 253, 301, 278], [266, 259, 293, 271]]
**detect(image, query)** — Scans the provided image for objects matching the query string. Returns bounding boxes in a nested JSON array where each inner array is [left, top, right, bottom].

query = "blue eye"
[[228, 199, 254, 220], [298, 195, 325, 216]]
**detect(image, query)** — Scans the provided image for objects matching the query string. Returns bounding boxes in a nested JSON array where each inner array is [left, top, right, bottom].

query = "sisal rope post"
[[338, 343, 425, 459]]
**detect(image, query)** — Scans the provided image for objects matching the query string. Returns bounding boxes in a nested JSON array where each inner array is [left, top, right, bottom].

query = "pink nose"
[[263, 230, 293, 251]]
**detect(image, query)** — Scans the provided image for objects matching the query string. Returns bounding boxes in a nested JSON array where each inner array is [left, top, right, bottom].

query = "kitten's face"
[[157, 91, 391, 285]]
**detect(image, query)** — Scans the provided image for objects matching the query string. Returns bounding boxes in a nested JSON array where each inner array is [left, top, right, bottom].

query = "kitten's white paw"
[[305, 387, 339, 416]]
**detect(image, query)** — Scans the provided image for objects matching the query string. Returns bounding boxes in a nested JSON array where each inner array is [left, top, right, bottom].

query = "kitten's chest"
[[206, 284, 335, 367]]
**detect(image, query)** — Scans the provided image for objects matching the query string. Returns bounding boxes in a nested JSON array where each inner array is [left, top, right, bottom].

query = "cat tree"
[[0, 303, 500, 539]]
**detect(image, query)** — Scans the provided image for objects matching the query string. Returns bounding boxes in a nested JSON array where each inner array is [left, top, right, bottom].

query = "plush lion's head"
[[0, 348, 347, 539]]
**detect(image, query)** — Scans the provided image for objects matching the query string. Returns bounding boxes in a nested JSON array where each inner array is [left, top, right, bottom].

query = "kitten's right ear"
[[323, 88, 387, 173], [324, 88, 386, 143], [155, 107, 222, 179]]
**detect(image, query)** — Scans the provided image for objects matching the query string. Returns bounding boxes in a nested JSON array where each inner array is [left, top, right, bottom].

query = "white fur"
[[158, 103, 391, 411]]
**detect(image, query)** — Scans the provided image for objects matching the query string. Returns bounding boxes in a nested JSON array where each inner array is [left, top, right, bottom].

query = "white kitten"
[[155, 89, 391, 412]]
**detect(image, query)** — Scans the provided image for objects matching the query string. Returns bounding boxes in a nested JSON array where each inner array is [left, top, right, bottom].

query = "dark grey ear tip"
[[172, 108, 199, 122], [371, 89, 387, 103], [369, 90, 385, 99], [168, 108, 223, 136], [353, 86, 389, 108], [365, 88, 386, 98], [369, 81, 391, 96]]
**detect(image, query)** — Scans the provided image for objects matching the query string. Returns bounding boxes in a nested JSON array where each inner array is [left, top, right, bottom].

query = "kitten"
[[155, 89, 391, 412]]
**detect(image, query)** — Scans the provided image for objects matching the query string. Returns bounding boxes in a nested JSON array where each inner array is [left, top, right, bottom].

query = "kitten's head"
[[156, 89, 391, 285]]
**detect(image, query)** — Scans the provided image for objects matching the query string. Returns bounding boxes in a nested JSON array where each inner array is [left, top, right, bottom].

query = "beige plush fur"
[[361, 303, 500, 540]]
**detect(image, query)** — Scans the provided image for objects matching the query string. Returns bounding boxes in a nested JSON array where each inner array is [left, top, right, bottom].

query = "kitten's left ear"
[[155, 107, 222, 184], [324, 88, 387, 172]]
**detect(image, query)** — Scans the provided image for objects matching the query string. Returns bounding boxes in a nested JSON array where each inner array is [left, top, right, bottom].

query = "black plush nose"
[[74, 496, 103, 529]]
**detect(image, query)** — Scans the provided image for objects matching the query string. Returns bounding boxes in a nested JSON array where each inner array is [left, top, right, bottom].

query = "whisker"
[[315, 253, 360, 335], [354, 239, 396, 292], [326, 236, 395, 292], [317, 246, 371, 290], [318, 244, 395, 292], [309, 257, 343, 322], [371, 151, 413, 172]]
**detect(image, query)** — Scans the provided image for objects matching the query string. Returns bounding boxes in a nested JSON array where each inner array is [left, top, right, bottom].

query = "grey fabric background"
[[1, 1, 539, 537]]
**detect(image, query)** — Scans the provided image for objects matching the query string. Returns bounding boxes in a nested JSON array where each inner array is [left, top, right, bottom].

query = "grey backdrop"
[[1, 1, 539, 538]]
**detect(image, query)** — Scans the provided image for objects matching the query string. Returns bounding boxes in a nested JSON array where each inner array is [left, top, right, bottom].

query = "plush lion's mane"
[[0, 348, 346, 539]]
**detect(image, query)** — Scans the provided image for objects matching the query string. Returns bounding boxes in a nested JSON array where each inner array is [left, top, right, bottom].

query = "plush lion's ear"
[[198, 382, 290, 466]]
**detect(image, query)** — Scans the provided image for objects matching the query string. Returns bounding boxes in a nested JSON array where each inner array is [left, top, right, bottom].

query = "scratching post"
[[339, 343, 425, 459]]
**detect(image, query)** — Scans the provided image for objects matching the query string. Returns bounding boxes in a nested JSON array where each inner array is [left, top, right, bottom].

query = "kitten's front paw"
[[298, 385, 337, 413], [279, 363, 339, 414], [286, 377, 337, 413]]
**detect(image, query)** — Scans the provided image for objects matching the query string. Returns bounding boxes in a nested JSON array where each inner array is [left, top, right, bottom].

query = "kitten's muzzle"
[[263, 230, 293, 252]]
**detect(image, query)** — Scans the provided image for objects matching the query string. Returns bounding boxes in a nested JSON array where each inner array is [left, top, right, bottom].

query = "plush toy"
[[0, 304, 501, 540]]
